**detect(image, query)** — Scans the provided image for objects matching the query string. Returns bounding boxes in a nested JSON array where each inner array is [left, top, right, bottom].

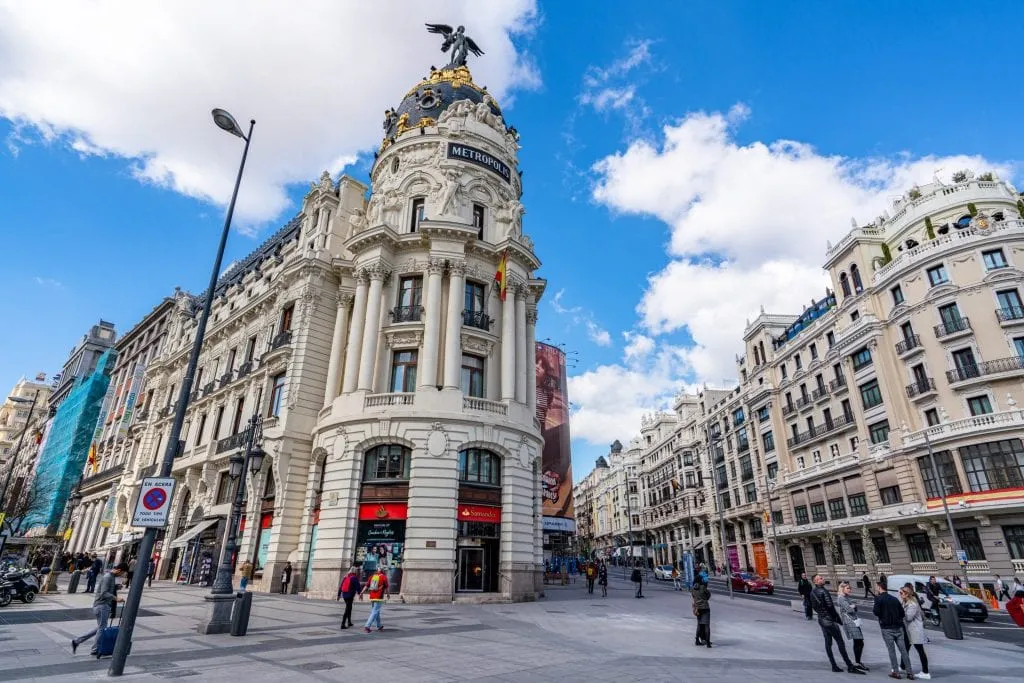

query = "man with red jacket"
[[360, 567, 390, 633], [1007, 590, 1024, 628]]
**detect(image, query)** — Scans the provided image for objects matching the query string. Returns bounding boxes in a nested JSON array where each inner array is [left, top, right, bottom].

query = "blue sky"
[[1, 1, 1021, 480]]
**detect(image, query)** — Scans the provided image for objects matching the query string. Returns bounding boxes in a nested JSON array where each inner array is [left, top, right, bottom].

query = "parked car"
[[885, 574, 988, 623], [730, 572, 774, 594], [653, 565, 675, 581]]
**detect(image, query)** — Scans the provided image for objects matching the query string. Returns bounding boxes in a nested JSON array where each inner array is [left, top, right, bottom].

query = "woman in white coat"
[[900, 585, 931, 679]]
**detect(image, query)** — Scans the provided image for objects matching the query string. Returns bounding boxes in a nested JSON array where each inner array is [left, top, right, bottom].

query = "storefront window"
[[363, 444, 410, 481]]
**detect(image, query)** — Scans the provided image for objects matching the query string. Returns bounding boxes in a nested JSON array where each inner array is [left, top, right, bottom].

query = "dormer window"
[[410, 197, 425, 233]]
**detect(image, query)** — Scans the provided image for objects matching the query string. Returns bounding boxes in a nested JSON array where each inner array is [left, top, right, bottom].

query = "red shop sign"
[[457, 504, 501, 524], [358, 502, 408, 521]]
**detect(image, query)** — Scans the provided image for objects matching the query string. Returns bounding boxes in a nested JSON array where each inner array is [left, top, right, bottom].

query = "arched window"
[[363, 444, 410, 482], [850, 264, 863, 293], [458, 448, 501, 486], [839, 272, 851, 298]]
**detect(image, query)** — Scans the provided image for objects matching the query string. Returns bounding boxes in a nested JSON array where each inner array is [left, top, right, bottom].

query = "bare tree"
[[1, 475, 58, 537]]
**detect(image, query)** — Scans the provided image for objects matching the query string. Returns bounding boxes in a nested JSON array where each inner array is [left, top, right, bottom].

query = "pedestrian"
[[147, 557, 157, 587], [873, 579, 914, 680], [951, 575, 962, 589], [1006, 590, 1024, 628], [836, 581, 869, 671], [631, 565, 643, 598], [923, 576, 941, 622], [337, 566, 361, 629], [1013, 576, 1023, 595], [691, 575, 712, 648], [994, 574, 1011, 602], [585, 562, 596, 594], [809, 574, 863, 674], [900, 586, 931, 679], [798, 572, 813, 620], [281, 561, 293, 594], [71, 562, 127, 655], [862, 572, 874, 599], [672, 565, 682, 591], [598, 562, 608, 598], [126, 556, 137, 589], [85, 554, 102, 593], [360, 566, 390, 632]]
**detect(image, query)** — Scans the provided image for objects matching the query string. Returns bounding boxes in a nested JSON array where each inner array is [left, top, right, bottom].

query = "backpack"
[[369, 573, 382, 591], [586, 566, 595, 578], [631, 568, 642, 583], [340, 576, 353, 594]]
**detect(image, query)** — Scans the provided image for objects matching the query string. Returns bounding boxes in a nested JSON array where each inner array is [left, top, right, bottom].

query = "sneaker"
[[888, 674, 901, 680], [831, 666, 844, 673], [915, 675, 930, 680], [364, 627, 371, 633], [71, 640, 78, 654], [340, 625, 347, 630], [855, 663, 870, 672], [376, 627, 384, 631], [847, 667, 866, 675]]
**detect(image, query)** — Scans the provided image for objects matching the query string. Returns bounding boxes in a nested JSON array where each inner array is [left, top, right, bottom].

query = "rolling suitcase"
[[95, 606, 126, 658]]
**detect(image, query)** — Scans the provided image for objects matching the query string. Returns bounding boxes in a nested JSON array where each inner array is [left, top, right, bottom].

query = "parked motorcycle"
[[1, 568, 40, 604], [0, 584, 10, 608]]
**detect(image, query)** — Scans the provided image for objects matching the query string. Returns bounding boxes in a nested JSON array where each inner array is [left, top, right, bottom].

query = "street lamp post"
[[922, 420, 969, 590], [109, 110, 255, 677], [43, 480, 81, 593], [623, 480, 635, 579], [765, 475, 785, 587], [705, 428, 734, 600]]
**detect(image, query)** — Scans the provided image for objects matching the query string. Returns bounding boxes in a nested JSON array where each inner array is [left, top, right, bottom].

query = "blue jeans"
[[74, 603, 111, 651], [365, 601, 383, 629]]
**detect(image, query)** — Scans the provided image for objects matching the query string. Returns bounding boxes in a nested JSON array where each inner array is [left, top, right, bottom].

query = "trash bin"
[[230, 590, 253, 637], [938, 602, 963, 640], [67, 570, 81, 594]]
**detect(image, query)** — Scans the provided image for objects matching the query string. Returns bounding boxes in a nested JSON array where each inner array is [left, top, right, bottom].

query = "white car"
[[885, 574, 988, 622], [653, 565, 675, 581]]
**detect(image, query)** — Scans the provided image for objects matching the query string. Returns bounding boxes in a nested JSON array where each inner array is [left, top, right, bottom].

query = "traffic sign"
[[132, 477, 176, 528], [956, 549, 968, 566]]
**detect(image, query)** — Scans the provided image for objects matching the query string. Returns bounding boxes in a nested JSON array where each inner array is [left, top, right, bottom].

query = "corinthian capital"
[[427, 257, 447, 275], [448, 259, 467, 277], [526, 308, 539, 325]]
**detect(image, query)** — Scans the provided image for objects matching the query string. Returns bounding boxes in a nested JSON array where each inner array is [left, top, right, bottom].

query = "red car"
[[731, 572, 774, 594]]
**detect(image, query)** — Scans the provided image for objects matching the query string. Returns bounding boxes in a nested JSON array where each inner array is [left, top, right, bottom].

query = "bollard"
[[230, 591, 253, 636]]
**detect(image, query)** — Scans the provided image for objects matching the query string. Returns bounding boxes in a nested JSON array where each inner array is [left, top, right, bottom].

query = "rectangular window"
[[772, 509, 784, 525], [409, 197, 425, 232], [848, 493, 869, 516], [925, 408, 940, 426], [794, 505, 809, 525], [959, 439, 1024, 492], [851, 347, 872, 370], [917, 450, 963, 498], [956, 528, 986, 561], [968, 395, 993, 416], [997, 289, 1023, 317], [195, 413, 208, 446], [891, 285, 904, 306], [744, 482, 757, 504], [868, 419, 890, 444], [464, 281, 486, 314], [906, 532, 935, 563], [215, 470, 233, 505], [1005, 525, 1024, 560], [926, 264, 949, 286], [226, 347, 237, 373], [938, 303, 963, 333], [826, 331, 836, 348], [231, 397, 245, 434], [460, 354, 485, 397], [828, 497, 847, 519], [780, 364, 788, 380], [212, 405, 225, 441], [750, 517, 763, 539], [794, 354, 803, 370], [832, 540, 845, 565], [268, 373, 286, 417], [472, 203, 485, 239], [983, 248, 1008, 270], [860, 379, 883, 409], [389, 350, 418, 393], [767, 462, 778, 480], [849, 538, 866, 565], [397, 276, 423, 308], [757, 406, 770, 422], [879, 485, 903, 505], [952, 348, 979, 379], [721, 491, 731, 509], [810, 343, 818, 360], [810, 502, 827, 523], [851, 310, 860, 322], [279, 304, 294, 333], [762, 430, 775, 452], [812, 542, 826, 566], [872, 536, 891, 564], [1015, 337, 1024, 358], [245, 336, 257, 363]]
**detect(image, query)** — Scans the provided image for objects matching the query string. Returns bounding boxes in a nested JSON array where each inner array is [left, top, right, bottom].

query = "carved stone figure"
[[496, 198, 524, 238], [350, 207, 367, 234], [381, 189, 403, 225], [434, 169, 462, 216], [383, 108, 396, 134], [425, 24, 484, 68], [367, 195, 383, 226]]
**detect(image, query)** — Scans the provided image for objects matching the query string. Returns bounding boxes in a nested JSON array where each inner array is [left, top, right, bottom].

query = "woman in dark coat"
[[691, 576, 712, 647]]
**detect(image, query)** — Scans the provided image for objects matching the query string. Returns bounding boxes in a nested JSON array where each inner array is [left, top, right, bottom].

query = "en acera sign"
[[131, 477, 176, 528]]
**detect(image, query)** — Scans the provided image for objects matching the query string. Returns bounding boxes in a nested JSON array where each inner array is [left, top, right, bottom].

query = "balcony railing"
[[934, 317, 971, 339], [829, 377, 847, 392], [269, 329, 292, 351], [782, 403, 796, 417], [811, 387, 829, 402], [895, 334, 922, 355], [462, 309, 493, 331], [946, 356, 1024, 383], [462, 396, 508, 416], [786, 414, 856, 448], [390, 305, 423, 323], [997, 305, 1024, 322], [235, 361, 252, 380], [905, 377, 936, 398], [159, 406, 174, 418], [216, 431, 248, 455], [218, 372, 233, 388], [364, 392, 415, 408], [201, 382, 215, 396], [795, 396, 812, 411]]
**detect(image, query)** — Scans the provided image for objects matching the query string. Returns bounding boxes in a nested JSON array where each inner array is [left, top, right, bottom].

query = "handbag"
[[692, 604, 699, 616], [853, 618, 863, 628]]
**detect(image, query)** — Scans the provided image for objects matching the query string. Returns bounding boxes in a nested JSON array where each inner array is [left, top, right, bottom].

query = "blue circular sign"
[[143, 488, 167, 511]]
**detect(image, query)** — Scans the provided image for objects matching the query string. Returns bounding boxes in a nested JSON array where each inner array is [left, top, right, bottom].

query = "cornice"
[[345, 224, 401, 255]]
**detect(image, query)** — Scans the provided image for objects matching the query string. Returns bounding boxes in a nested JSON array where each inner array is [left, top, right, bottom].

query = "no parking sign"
[[132, 477, 177, 528]]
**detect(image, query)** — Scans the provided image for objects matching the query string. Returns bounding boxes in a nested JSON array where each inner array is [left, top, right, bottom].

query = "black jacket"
[[872, 592, 906, 629], [798, 578, 812, 597], [810, 585, 840, 622]]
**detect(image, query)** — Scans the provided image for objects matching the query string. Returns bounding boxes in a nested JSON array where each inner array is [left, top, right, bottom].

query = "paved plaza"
[[0, 573, 1021, 682]]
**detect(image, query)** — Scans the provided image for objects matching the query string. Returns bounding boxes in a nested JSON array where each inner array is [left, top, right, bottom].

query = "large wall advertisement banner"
[[535, 342, 574, 530]]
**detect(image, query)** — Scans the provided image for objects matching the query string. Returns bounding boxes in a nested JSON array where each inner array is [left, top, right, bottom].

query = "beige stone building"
[[0, 376, 51, 526]]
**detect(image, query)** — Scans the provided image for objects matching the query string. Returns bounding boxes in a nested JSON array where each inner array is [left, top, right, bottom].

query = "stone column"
[[515, 287, 527, 403], [358, 266, 387, 391], [501, 285, 516, 401], [419, 258, 445, 389], [442, 261, 466, 389], [323, 291, 354, 403], [526, 305, 537, 414], [486, 287, 500, 400], [341, 273, 369, 394]]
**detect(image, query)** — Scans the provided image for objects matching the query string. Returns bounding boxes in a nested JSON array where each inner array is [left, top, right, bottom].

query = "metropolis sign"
[[447, 143, 511, 183]]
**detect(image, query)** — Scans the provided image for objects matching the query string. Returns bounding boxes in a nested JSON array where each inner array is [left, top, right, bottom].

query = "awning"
[[169, 518, 220, 549]]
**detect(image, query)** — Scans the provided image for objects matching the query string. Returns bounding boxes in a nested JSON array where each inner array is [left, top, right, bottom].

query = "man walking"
[[85, 554, 102, 593], [585, 562, 596, 594], [360, 566, 390, 632], [71, 562, 127, 655], [126, 556, 137, 589], [798, 572, 813, 620], [338, 566, 361, 629], [995, 574, 1011, 602], [874, 579, 914, 679], [862, 572, 874, 599], [810, 574, 864, 675], [631, 565, 644, 598], [281, 561, 293, 594]]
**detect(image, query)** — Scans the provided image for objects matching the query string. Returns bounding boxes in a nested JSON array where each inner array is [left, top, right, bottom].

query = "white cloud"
[[622, 331, 655, 362], [33, 276, 63, 289], [592, 106, 1014, 382], [579, 86, 635, 113], [550, 289, 611, 347], [0, 1, 539, 226]]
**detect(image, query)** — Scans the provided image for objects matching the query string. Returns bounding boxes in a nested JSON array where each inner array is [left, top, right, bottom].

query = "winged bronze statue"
[[425, 23, 484, 68]]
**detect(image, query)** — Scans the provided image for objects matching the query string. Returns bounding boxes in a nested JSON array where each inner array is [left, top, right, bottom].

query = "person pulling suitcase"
[[71, 562, 127, 656]]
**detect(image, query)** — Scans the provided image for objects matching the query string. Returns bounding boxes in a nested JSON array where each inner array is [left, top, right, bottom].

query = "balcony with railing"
[[829, 376, 848, 393], [895, 334, 923, 356], [934, 317, 971, 340], [235, 361, 252, 380], [997, 305, 1024, 324], [946, 356, 1024, 384], [390, 305, 423, 323], [462, 396, 508, 416], [905, 377, 937, 399], [1013, 559, 1024, 575], [269, 329, 292, 351], [812, 386, 829, 402], [462, 310, 493, 331], [782, 403, 796, 417], [795, 396, 812, 412], [218, 372, 233, 389], [364, 392, 415, 408], [901, 408, 1024, 450], [216, 431, 248, 455], [786, 414, 856, 448], [201, 381, 215, 397]]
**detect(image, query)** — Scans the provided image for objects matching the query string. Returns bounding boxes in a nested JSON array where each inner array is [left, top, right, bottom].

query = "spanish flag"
[[494, 249, 509, 301], [87, 443, 97, 471]]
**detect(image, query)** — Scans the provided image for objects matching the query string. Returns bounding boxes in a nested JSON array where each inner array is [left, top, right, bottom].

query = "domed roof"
[[382, 65, 503, 141]]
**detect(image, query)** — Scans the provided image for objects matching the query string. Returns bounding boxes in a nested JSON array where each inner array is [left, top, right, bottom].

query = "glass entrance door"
[[457, 547, 485, 591]]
